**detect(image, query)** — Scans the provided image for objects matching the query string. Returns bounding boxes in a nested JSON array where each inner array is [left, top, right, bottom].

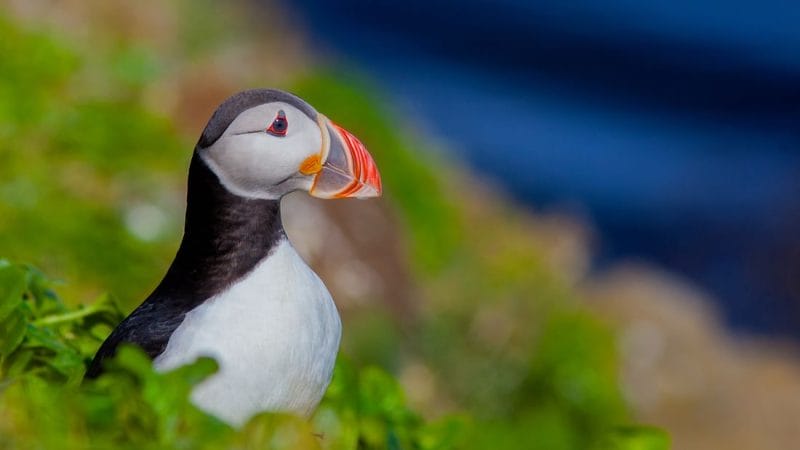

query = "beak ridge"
[[310, 118, 382, 199]]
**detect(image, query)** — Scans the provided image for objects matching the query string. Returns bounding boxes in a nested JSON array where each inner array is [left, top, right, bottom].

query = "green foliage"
[[0, 14, 77, 137], [0, 12, 186, 306], [313, 361, 466, 450], [520, 313, 627, 429], [0, 260, 122, 384], [0, 261, 460, 449], [607, 426, 671, 450]]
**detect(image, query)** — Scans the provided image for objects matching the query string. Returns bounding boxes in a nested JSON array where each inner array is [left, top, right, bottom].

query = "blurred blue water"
[[278, 0, 800, 336]]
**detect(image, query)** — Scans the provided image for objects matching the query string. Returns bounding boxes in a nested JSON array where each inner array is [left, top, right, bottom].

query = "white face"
[[198, 102, 323, 199]]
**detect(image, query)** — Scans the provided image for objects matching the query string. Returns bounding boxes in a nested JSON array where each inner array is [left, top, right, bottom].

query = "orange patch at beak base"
[[299, 154, 323, 175]]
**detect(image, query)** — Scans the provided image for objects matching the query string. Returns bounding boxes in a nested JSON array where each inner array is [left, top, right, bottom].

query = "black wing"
[[84, 298, 187, 379]]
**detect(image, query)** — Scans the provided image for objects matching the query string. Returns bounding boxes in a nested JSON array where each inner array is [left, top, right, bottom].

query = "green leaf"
[[608, 426, 671, 450], [106, 344, 157, 379], [4, 348, 33, 377], [0, 263, 26, 321], [237, 413, 321, 449], [0, 309, 27, 357], [419, 415, 469, 450]]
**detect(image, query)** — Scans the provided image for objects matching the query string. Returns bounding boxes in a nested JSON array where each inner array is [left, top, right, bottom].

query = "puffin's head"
[[196, 89, 382, 200]]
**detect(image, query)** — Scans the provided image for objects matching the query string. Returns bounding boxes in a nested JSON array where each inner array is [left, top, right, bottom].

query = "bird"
[[85, 89, 382, 426]]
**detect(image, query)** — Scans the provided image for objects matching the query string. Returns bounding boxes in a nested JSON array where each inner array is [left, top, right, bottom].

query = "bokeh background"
[[1, 0, 799, 448]]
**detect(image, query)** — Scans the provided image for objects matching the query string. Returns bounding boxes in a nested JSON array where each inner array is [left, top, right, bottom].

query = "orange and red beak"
[[308, 116, 382, 199]]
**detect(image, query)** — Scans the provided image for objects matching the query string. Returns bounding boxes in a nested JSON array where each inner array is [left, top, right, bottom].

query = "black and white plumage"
[[86, 89, 382, 426]]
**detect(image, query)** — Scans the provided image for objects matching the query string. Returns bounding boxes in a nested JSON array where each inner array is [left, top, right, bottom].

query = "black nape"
[[167, 152, 284, 300], [85, 153, 284, 379]]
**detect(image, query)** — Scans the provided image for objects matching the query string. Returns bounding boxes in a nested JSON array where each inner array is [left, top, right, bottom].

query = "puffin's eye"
[[266, 110, 288, 136]]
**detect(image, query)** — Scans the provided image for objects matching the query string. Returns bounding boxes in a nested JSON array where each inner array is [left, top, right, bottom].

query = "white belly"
[[153, 238, 341, 426]]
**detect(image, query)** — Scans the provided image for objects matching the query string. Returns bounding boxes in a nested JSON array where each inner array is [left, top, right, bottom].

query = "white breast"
[[153, 238, 341, 426]]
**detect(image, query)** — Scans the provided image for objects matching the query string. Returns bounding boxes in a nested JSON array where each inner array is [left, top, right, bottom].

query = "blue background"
[[280, 0, 800, 337]]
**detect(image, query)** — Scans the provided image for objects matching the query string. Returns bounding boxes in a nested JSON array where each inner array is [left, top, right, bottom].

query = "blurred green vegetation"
[[0, 5, 669, 449], [0, 12, 186, 305]]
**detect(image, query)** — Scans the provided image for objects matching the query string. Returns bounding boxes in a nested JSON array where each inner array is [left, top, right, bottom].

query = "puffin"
[[85, 89, 382, 426]]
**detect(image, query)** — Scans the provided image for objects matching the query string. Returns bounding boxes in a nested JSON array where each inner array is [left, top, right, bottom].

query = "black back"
[[85, 154, 284, 378]]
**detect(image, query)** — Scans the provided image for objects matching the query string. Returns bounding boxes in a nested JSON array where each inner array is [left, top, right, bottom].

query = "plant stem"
[[32, 305, 101, 327]]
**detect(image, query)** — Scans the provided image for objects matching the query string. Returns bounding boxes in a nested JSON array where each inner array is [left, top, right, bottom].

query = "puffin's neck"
[[155, 153, 285, 300]]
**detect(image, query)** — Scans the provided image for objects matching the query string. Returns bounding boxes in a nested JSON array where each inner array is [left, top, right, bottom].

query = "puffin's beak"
[[308, 116, 382, 199]]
